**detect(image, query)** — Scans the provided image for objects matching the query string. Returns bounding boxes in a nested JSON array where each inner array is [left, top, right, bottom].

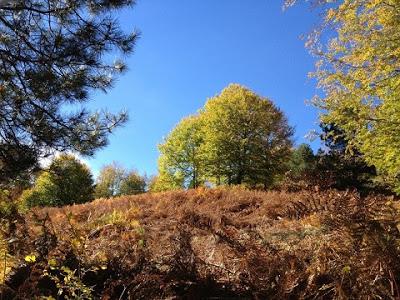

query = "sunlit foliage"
[[21, 154, 94, 207], [157, 84, 293, 190], [95, 163, 146, 198], [287, 0, 400, 192], [158, 116, 205, 190], [201, 84, 293, 187]]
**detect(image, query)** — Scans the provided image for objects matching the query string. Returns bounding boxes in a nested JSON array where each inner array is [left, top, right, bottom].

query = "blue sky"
[[86, 1, 321, 177]]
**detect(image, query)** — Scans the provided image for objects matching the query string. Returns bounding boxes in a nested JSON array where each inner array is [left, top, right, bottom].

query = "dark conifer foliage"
[[317, 123, 378, 192], [0, 0, 138, 184]]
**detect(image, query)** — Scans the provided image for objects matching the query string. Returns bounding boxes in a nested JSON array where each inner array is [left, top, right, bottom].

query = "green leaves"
[[156, 116, 204, 191], [156, 84, 293, 190], [201, 84, 293, 187], [20, 154, 94, 208]]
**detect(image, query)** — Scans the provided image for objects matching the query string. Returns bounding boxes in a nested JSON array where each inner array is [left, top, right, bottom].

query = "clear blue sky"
[[86, 1, 321, 177]]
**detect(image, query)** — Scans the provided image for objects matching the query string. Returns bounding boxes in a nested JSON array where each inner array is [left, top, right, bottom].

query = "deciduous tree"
[[94, 163, 125, 198], [119, 170, 146, 195], [156, 84, 294, 190], [201, 84, 293, 187], [158, 116, 204, 189], [95, 163, 146, 197], [286, 0, 400, 192], [21, 154, 94, 207]]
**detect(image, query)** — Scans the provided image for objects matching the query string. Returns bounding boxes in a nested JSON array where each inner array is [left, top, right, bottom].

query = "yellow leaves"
[[0, 238, 15, 284], [342, 265, 351, 274], [306, 0, 400, 192], [130, 219, 140, 227], [24, 254, 36, 263], [48, 258, 58, 269], [326, 8, 336, 22], [157, 114, 205, 190], [71, 238, 82, 250]]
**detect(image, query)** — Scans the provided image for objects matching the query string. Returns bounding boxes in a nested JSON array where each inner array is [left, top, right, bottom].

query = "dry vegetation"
[[1, 187, 400, 299]]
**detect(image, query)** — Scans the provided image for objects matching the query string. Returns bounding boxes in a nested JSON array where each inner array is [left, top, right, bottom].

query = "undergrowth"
[[0, 188, 399, 299]]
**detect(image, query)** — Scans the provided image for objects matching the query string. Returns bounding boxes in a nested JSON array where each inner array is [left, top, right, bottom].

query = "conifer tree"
[[0, 0, 138, 184]]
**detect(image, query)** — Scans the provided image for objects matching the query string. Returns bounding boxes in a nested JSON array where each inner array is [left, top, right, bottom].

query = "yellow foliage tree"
[[288, 0, 400, 191]]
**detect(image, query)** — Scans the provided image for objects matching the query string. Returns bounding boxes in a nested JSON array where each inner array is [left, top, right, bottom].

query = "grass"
[[1, 187, 399, 299]]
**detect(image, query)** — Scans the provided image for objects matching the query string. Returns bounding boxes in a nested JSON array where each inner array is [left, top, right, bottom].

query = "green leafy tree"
[[201, 84, 293, 187], [287, 0, 400, 192], [284, 126, 386, 193], [94, 163, 126, 198], [0, 0, 138, 185], [158, 116, 204, 189], [21, 154, 94, 207], [95, 163, 146, 197], [120, 171, 146, 195], [155, 84, 294, 191], [147, 175, 158, 192], [20, 172, 58, 208], [148, 172, 183, 193]]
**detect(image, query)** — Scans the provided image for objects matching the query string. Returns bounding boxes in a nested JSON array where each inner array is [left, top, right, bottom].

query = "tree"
[[119, 171, 146, 195], [201, 84, 293, 187], [286, 0, 400, 192], [287, 143, 316, 181], [283, 126, 387, 193], [94, 163, 126, 198], [0, 0, 138, 185], [155, 84, 294, 190], [146, 174, 173, 193], [148, 168, 184, 193], [94, 163, 146, 198], [21, 154, 94, 207], [158, 115, 204, 189], [316, 123, 379, 192]]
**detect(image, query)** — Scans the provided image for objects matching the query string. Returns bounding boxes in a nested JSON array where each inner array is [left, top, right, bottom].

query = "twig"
[[118, 285, 127, 300]]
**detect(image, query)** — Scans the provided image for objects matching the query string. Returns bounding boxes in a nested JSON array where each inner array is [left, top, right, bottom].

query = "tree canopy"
[[287, 0, 400, 192], [317, 123, 382, 192], [94, 163, 125, 198], [0, 0, 138, 185], [158, 115, 204, 189], [284, 124, 384, 193], [287, 143, 316, 182], [119, 170, 147, 196], [21, 154, 94, 207], [201, 84, 293, 187], [156, 84, 294, 190], [94, 163, 146, 198]]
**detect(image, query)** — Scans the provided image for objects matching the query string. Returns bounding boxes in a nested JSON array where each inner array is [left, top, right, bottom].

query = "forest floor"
[[1, 187, 400, 299]]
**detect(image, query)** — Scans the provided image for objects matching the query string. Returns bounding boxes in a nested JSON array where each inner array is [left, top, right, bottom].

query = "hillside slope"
[[1, 188, 400, 299]]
